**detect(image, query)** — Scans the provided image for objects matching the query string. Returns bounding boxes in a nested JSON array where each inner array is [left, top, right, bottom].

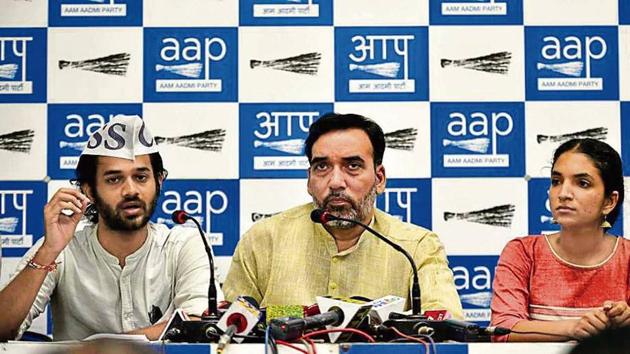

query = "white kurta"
[[3, 222, 221, 340]]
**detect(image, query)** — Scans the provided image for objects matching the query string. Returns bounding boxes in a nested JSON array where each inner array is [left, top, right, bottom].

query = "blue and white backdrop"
[[1, 0, 630, 334]]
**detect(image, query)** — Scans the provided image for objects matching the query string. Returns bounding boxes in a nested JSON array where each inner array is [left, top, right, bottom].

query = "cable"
[[303, 337, 317, 354], [388, 326, 430, 353], [265, 325, 271, 354], [419, 334, 437, 354], [299, 328, 376, 343], [276, 340, 308, 354]]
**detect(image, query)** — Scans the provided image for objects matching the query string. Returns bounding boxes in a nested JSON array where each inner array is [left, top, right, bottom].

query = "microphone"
[[310, 208, 422, 316], [481, 326, 511, 335], [216, 296, 262, 352], [269, 306, 345, 341], [171, 210, 218, 319]]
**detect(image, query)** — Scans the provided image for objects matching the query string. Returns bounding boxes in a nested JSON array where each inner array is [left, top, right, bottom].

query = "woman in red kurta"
[[491, 138, 630, 341]]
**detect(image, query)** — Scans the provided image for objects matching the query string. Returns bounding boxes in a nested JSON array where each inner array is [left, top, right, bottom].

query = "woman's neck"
[[550, 226, 615, 266]]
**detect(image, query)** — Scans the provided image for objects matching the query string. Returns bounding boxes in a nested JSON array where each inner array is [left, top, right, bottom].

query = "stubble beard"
[[94, 192, 158, 232], [313, 182, 378, 229]]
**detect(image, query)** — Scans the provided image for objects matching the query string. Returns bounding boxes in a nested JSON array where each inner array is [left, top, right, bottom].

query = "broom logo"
[[251, 212, 280, 222], [441, 0, 507, 16], [349, 62, 400, 78], [250, 52, 321, 76], [536, 127, 607, 144], [384, 128, 417, 151], [252, 0, 319, 18], [0, 64, 18, 79], [536, 34, 607, 92], [0, 129, 35, 153], [155, 129, 226, 152], [460, 291, 493, 308], [0, 36, 33, 94], [540, 215, 556, 224], [59, 141, 87, 151], [444, 204, 515, 228], [254, 138, 304, 155], [348, 34, 415, 93], [155, 63, 203, 78], [60, 0, 127, 17], [441, 51, 512, 75], [443, 138, 490, 154], [0, 217, 18, 233], [59, 52, 130, 76]]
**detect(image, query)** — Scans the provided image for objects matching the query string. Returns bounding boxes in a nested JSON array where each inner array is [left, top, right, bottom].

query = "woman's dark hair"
[[552, 138, 624, 227], [304, 112, 386, 167], [72, 152, 167, 223]]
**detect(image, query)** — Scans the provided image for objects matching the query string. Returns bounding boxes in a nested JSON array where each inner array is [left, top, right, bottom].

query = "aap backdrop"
[[1, 0, 630, 333]]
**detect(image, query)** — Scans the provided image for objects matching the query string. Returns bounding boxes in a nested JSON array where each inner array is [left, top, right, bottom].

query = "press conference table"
[[1, 342, 575, 354]]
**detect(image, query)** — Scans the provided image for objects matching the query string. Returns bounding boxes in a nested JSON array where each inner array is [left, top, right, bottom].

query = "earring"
[[601, 214, 612, 229]]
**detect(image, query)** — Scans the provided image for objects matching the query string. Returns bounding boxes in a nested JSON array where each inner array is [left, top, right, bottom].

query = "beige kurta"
[[223, 203, 463, 319]]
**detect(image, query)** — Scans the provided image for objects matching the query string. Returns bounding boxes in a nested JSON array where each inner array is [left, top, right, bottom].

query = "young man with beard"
[[223, 113, 463, 318], [0, 115, 217, 341]]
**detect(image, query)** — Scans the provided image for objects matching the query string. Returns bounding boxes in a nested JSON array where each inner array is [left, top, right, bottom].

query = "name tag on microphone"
[[424, 309, 451, 321], [217, 296, 262, 343]]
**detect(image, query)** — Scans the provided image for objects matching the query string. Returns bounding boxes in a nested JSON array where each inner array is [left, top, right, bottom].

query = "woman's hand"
[[568, 308, 610, 339], [604, 301, 630, 328]]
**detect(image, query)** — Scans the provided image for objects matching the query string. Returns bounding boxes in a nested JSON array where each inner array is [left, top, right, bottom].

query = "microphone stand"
[[167, 212, 222, 342], [316, 211, 489, 342], [317, 212, 423, 316]]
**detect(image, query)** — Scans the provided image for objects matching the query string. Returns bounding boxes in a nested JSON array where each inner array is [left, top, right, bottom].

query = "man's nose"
[[328, 166, 347, 190]]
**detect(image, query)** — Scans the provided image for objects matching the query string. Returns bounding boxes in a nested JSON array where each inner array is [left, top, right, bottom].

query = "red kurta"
[[491, 235, 630, 341]]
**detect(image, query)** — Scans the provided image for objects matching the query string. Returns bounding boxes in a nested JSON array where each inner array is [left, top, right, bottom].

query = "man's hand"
[[568, 308, 610, 339], [42, 188, 91, 255], [604, 301, 630, 328]]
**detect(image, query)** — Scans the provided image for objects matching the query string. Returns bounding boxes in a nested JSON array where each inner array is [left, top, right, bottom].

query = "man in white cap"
[[0, 115, 218, 341]]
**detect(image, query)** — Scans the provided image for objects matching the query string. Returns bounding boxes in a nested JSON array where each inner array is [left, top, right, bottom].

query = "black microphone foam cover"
[[310, 209, 326, 224], [171, 210, 189, 225]]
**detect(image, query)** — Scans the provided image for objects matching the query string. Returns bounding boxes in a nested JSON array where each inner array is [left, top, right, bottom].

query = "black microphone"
[[269, 306, 344, 341], [310, 208, 422, 316], [171, 210, 218, 319]]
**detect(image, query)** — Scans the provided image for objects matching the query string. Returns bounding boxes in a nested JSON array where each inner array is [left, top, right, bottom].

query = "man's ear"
[[375, 164, 386, 194]]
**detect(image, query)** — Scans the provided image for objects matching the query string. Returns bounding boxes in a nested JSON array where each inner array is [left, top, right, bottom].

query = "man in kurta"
[[223, 112, 463, 318]]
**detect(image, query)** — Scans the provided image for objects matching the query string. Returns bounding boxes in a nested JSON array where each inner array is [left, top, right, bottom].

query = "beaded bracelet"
[[26, 259, 61, 272]]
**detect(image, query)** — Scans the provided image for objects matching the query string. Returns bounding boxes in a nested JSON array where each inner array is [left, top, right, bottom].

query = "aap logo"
[[448, 255, 498, 325], [0, 181, 46, 257], [335, 26, 428, 101], [0, 28, 46, 103], [528, 178, 622, 236], [431, 102, 524, 177], [376, 179, 431, 229], [239, 103, 332, 178], [429, 0, 522, 25], [240, 0, 332, 26], [154, 180, 239, 256], [526, 26, 619, 100], [49, 0, 142, 27], [47, 104, 142, 179], [144, 28, 238, 102]]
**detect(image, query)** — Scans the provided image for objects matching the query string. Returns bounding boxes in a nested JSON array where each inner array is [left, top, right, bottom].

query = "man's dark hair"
[[552, 138, 624, 227], [72, 153, 167, 223], [304, 112, 386, 166]]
